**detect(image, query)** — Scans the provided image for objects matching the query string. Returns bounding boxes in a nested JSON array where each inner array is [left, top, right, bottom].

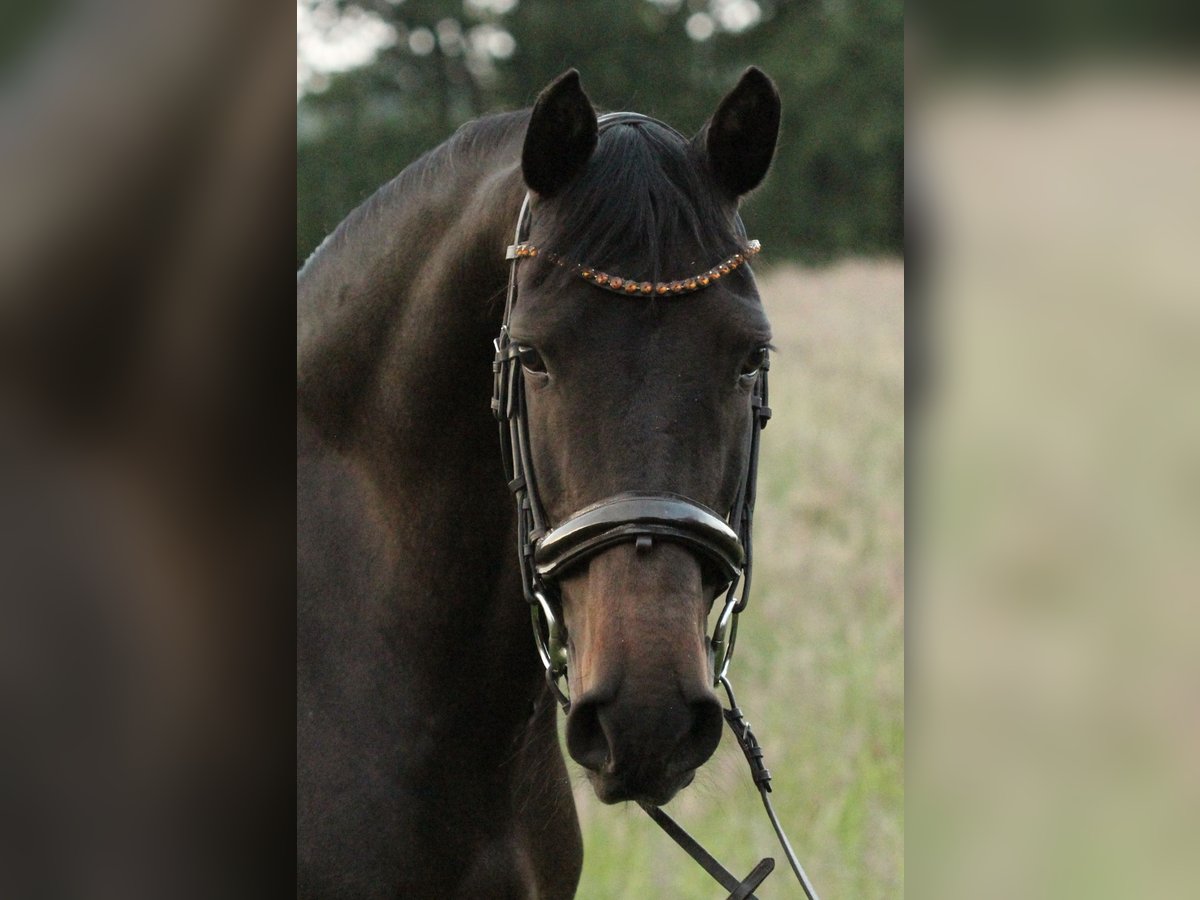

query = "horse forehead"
[[513, 282, 767, 348]]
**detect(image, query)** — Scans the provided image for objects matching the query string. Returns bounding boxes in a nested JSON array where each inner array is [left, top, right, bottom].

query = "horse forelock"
[[528, 120, 743, 291]]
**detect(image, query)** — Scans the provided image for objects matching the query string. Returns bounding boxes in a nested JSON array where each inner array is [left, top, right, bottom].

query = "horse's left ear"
[[698, 67, 781, 198], [522, 69, 598, 197]]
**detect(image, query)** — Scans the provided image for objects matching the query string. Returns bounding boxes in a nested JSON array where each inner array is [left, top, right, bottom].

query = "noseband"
[[491, 113, 819, 900], [535, 492, 743, 584]]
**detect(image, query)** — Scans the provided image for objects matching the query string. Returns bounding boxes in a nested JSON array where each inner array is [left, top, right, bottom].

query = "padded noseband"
[[534, 492, 744, 584]]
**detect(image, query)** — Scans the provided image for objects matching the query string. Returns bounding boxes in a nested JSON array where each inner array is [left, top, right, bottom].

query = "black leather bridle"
[[493, 112, 770, 708], [491, 112, 820, 900]]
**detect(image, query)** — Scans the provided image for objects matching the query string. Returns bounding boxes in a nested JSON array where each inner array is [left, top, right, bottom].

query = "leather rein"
[[490, 112, 820, 900]]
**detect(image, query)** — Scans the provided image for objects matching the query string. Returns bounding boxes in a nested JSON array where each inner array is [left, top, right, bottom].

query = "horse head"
[[507, 68, 780, 806]]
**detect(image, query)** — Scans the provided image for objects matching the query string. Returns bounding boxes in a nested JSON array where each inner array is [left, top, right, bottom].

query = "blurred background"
[[296, 0, 903, 269], [298, 1, 904, 897], [909, 9, 1200, 900]]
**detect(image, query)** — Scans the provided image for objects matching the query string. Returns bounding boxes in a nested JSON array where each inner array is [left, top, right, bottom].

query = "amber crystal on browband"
[[511, 240, 761, 296]]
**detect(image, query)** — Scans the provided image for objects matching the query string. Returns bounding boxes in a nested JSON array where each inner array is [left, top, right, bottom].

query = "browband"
[[508, 240, 762, 298]]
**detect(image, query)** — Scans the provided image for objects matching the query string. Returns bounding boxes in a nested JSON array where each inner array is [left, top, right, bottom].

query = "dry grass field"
[[565, 259, 905, 898]]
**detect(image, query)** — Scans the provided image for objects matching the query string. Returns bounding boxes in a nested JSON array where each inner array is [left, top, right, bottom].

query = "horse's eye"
[[517, 345, 547, 374], [740, 346, 768, 378]]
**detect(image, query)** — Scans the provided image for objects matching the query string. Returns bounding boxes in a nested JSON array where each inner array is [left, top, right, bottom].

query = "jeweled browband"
[[507, 239, 761, 296]]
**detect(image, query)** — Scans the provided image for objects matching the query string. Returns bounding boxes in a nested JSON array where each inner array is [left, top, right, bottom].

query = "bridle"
[[493, 112, 768, 707], [491, 112, 820, 900]]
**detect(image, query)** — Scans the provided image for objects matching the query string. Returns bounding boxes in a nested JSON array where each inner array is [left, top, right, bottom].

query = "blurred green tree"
[[297, 0, 902, 268]]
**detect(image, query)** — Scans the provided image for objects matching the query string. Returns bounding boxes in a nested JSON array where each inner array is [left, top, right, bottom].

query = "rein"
[[491, 112, 820, 900]]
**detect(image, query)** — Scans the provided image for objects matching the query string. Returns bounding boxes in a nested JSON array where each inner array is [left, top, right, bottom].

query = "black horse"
[[298, 67, 781, 898]]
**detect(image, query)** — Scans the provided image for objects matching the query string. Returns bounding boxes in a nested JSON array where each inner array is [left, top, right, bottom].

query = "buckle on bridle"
[[709, 594, 741, 687], [491, 330, 516, 422], [530, 589, 570, 707]]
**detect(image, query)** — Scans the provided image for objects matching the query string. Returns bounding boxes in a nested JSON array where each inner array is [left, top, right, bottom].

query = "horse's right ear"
[[698, 66, 781, 198], [522, 70, 598, 197]]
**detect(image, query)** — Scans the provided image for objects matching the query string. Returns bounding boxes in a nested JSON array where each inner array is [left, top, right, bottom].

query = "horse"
[[298, 67, 782, 898]]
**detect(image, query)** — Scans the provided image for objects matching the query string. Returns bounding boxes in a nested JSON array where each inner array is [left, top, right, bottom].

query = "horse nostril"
[[565, 690, 614, 773], [677, 695, 724, 772], [566, 685, 724, 800]]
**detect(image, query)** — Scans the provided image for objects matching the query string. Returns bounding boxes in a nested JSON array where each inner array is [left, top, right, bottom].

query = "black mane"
[[299, 110, 529, 277], [530, 120, 744, 291]]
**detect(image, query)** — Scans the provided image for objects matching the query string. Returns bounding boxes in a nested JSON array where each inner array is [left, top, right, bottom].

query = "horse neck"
[[298, 116, 527, 461], [298, 121, 545, 721]]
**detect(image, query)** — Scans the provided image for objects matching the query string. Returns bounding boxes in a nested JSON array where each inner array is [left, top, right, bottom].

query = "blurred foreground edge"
[[0, 2, 297, 897]]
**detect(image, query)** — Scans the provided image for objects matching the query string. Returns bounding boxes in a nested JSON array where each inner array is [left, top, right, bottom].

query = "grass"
[[562, 258, 905, 898]]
